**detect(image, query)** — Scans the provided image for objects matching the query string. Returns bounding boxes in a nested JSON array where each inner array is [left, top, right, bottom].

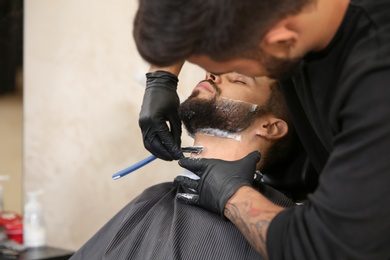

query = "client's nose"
[[205, 72, 222, 84]]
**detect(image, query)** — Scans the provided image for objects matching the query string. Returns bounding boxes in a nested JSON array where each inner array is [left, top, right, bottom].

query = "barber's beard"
[[178, 83, 268, 138], [259, 49, 303, 79]]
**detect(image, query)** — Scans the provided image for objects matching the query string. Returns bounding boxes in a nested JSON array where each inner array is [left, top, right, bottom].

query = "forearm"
[[149, 61, 185, 76], [224, 186, 284, 260]]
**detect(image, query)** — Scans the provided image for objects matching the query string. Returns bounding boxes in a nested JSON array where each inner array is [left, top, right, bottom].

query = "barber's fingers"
[[174, 176, 199, 205], [156, 115, 182, 160], [174, 175, 198, 190], [143, 128, 175, 161], [142, 121, 183, 161], [177, 193, 199, 205], [178, 157, 208, 177], [167, 113, 183, 158]]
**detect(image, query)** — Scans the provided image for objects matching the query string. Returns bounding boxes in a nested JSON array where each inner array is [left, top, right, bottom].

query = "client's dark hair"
[[261, 81, 303, 174], [133, 0, 313, 66]]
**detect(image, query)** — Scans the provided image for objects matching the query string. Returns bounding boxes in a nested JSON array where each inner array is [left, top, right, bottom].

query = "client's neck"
[[191, 133, 255, 161]]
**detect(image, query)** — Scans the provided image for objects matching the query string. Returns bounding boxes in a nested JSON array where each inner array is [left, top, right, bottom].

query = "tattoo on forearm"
[[225, 200, 278, 260]]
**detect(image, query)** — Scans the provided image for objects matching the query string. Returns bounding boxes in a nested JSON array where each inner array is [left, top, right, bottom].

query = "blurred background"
[[1, 0, 204, 251], [0, 0, 23, 217]]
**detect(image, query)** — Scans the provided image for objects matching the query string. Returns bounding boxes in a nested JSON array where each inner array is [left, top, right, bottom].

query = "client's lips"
[[195, 81, 215, 93]]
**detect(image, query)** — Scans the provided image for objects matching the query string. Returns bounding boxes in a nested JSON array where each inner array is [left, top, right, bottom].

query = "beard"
[[178, 82, 268, 138], [259, 49, 303, 79]]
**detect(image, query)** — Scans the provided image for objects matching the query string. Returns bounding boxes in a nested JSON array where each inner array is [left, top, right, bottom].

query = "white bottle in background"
[[23, 190, 46, 247]]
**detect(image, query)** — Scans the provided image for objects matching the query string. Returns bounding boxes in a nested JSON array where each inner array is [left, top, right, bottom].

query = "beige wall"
[[24, 0, 203, 251], [0, 91, 23, 215]]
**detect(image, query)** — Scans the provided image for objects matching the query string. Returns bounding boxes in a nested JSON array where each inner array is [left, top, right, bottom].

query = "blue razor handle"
[[112, 146, 203, 180]]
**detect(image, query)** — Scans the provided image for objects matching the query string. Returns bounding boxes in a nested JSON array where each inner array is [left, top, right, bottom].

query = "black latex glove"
[[176, 151, 261, 217], [139, 70, 183, 161]]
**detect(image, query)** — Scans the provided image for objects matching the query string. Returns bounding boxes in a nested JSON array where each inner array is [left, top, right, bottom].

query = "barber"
[[134, 0, 390, 259]]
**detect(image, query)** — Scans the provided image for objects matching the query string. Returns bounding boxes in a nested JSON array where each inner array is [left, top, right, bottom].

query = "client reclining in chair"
[[70, 71, 302, 260]]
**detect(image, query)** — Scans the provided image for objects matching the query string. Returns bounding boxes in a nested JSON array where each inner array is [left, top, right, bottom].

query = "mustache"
[[189, 79, 221, 99], [203, 79, 221, 95]]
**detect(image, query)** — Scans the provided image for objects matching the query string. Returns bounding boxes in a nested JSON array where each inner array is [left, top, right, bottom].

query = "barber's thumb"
[[244, 151, 262, 164], [178, 157, 205, 175]]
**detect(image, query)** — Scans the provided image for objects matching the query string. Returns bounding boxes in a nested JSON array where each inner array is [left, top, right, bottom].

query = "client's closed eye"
[[233, 79, 247, 85]]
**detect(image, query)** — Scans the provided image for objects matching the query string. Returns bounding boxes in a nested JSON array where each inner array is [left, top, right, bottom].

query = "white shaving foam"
[[197, 128, 242, 141], [219, 97, 258, 112]]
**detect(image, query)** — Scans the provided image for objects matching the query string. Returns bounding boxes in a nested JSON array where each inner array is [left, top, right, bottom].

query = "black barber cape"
[[71, 180, 262, 260]]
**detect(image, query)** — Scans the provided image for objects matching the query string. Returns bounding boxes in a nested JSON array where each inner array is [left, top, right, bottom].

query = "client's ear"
[[256, 117, 288, 140]]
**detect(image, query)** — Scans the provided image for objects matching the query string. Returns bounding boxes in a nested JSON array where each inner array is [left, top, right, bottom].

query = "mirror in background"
[[0, 0, 23, 215]]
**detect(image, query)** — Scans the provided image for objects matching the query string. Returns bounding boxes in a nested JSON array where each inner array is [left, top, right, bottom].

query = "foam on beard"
[[195, 128, 243, 141], [183, 97, 261, 141], [216, 97, 259, 114]]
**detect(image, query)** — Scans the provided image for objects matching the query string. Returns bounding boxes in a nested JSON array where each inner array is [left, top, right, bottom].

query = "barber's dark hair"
[[261, 81, 303, 174], [133, 0, 312, 66]]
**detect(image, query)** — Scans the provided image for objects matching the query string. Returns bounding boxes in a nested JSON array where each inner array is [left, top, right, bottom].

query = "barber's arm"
[[225, 186, 284, 259], [177, 151, 284, 259], [139, 62, 185, 161]]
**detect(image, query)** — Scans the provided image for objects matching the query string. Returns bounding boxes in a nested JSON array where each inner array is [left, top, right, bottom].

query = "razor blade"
[[180, 146, 204, 154]]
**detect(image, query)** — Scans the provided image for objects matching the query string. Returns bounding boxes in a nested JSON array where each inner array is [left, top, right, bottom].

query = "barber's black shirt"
[[269, 0, 390, 259]]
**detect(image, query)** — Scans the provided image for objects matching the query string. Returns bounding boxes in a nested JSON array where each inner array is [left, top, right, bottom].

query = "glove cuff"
[[146, 70, 179, 91]]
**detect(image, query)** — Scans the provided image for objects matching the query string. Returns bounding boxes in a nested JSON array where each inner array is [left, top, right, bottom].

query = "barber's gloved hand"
[[139, 70, 183, 161], [173, 175, 199, 202], [176, 151, 261, 217]]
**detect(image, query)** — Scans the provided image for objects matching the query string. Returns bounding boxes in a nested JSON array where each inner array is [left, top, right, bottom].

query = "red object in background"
[[0, 211, 23, 244]]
